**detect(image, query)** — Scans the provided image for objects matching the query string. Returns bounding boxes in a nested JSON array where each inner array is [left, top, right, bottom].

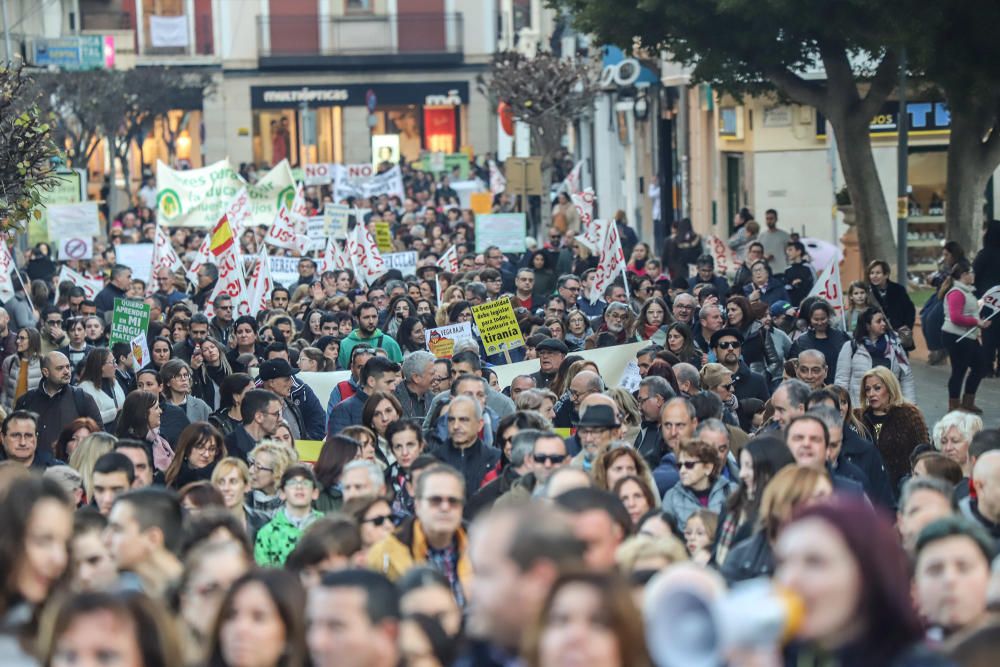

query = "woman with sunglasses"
[[246, 441, 295, 517], [662, 438, 735, 531], [346, 495, 396, 555]]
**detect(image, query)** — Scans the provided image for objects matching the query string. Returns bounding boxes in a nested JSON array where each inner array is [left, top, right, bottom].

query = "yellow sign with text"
[[374, 221, 393, 253], [471, 298, 524, 356]]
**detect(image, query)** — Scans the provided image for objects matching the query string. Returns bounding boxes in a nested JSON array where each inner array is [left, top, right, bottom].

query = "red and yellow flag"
[[209, 214, 235, 257]]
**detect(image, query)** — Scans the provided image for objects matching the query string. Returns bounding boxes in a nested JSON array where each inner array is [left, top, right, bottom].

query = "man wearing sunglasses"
[[711, 328, 770, 404], [367, 463, 471, 606]]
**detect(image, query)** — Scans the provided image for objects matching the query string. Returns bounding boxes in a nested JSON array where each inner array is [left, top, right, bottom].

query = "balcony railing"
[[257, 12, 463, 58]]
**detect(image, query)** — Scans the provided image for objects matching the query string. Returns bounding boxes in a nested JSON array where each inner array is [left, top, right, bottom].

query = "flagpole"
[[956, 309, 1000, 343]]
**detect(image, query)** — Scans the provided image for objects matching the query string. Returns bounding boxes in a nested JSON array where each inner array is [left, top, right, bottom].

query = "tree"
[[905, 1, 1000, 252], [478, 50, 598, 231], [0, 61, 61, 234], [553, 0, 906, 268]]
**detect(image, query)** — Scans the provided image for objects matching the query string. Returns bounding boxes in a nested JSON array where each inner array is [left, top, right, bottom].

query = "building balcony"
[[256, 13, 463, 70]]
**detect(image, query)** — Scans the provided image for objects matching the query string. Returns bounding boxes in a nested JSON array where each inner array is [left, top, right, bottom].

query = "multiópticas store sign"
[[251, 82, 469, 109]]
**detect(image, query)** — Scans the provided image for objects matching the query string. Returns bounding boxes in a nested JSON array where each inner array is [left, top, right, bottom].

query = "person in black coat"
[[867, 259, 915, 331], [974, 219, 1000, 375]]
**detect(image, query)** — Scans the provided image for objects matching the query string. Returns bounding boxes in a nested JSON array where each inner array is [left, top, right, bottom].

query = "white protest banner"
[[805, 259, 846, 329], [801, 238, 840, 275], [383, 251, 418, 277], [46, 202, 101, 239], [247, 246, 274, 312], [705, 234, 740, 277], [264, 196, 301, 252], [323, 204, 351, 239], [58, 236, 93, 261], [0, 242, 15, 302], [589, 219, 626, 305], [492, 341, 649, 391], [186, 235, 212, 287], [362, 165, 405, 199], [437, 245, 458, 273], [268, 256, 300, 288], [559, 160, 584, 194], [225, 187, 254, 231], [58, 265, 103, 300], [156, 159, 243, 228], [130, 333, 151, 370], [983, 285, 1000, 313], [306, 216, 326, 251], [319, 238, 348, 274], [572, 189, 599, 252], [204, 215, 249, 318], [151, 226, 182, 276], [489, 160, 506, 195], [304, 162, 336, 186], [331, 163, 375, 201], [115, 244, 155, 284], [247, 160, 297, 227], [348, 224, 387, 287], [475, 213, 526, 254]]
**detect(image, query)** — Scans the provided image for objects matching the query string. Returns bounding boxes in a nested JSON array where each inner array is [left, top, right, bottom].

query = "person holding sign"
[[942, 261, 992, 414]]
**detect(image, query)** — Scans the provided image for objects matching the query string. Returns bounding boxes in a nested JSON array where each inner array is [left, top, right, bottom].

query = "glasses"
[[718, 382, 735, 391], [362, 514, 393, 527], [173, 372, 191, 380], [716, 341, 741, 350], [284, 478, 314, 490], [192, 442, 218, 454], [422, 495, 463, 508], [248, 458, 274, 473], [533, 453, 567, 465], [679, 460, 703, 470]]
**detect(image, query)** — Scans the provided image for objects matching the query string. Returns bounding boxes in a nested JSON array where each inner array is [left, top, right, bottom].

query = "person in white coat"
[[76, 347, 126, 428], [835, 306, 915, 404]]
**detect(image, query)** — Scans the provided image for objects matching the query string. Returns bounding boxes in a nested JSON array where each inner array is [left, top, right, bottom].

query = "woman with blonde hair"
[[515, 388, 558, 424], [606, 387, 641, 444], [857, 366, 928, 488], [211, 457, 269, 542], [68, 432, 117, 503], [615, 534, 688, 573], [246, 441, 296, 516], [720, 465, 833, 584]]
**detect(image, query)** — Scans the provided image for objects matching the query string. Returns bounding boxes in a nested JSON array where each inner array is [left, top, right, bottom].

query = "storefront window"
[[423, 106, 457, 154], [253, 107, 343, 168]]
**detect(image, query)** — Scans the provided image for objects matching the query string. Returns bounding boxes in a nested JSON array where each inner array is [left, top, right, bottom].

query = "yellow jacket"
[[366, 517, 473, 594]]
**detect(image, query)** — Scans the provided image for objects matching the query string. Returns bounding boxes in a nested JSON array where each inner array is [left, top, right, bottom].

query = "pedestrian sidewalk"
[[909, 359, 1000, 429]]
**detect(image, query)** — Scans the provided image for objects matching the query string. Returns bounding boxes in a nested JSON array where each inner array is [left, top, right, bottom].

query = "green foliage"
[[0, 61, 61, 232]]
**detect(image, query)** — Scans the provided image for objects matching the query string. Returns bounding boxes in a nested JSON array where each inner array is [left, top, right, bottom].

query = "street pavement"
[[910, 359, 1000, 429]]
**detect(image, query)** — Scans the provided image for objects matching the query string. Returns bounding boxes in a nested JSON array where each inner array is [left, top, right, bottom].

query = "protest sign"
[[115, 244, 155, 284], [424, 322, 473, 359], [58, 236, 93, 261], [475, 213, 526, 254], [109, 298, 151, 346], [437, 245, 458, 273], [47, 202, 100, 239], [323, 204, 350, 239], [304, 162, 336, 186], [0, 243, 15, 302], [295, 440, 326, 465], [589, 220, 626, 305], [332, 163, 375, 201], [269, 256, 300, 288], [705, 234, 740, 277], [306, 216, 326, 251], [492, 341, 647, 391], [805, 259, 845, 329], [31, 169, 85, 245], [450, 180, 481, 209], [362, 165, 405, 199], [247, 246, 274, 312], [225, 187, 254, 231], [247, 160, 297, 227], [559, 160, 584, 194], [383, 251, 418, 277], [471, 298, 524, 357], [489, 160, 506, 195], [156, 159, 243, 228], [374, 222, 393, 253], [58, 266, 103, 300], [130, 333, 151, 369], [349, 224, 387, 287]]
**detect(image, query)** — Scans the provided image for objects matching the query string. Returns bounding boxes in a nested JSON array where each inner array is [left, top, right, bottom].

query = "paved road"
[[910, 359, 1000, 429]]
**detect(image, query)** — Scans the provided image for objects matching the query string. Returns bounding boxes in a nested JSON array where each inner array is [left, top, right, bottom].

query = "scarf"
[[863, 334, 889, 359], [15, 359, 28, 401], [642, 323, 660, 340]]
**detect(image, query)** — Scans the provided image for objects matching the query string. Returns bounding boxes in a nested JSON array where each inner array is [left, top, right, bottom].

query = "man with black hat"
[[571, 396, 621, 472], [258, 359, 310, 440], [532, 338, 568, 390], [711, 327, 770, 403]]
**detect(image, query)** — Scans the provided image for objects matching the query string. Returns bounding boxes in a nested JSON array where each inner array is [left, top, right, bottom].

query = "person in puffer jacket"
[[661, 438, 735, 530]]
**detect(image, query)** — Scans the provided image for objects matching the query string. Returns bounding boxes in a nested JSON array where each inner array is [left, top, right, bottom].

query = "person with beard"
[[711, 328, 770, 405], [594, 302, 632, 345], [338, 301, 403, 370]]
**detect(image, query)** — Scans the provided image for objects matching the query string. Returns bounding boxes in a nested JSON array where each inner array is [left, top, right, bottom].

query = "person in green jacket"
[[254, 464, 323, 566], [338, 301, 403, 370]]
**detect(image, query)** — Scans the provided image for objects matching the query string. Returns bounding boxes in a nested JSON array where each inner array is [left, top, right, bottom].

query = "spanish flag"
[[209, 214, 235, 257]]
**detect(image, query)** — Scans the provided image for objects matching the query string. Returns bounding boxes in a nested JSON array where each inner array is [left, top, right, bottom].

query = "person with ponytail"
[[942, 260, 991, 413]]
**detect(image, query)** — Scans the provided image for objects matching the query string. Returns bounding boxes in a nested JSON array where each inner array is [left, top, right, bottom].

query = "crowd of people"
[[1, 163, 1000, 667]]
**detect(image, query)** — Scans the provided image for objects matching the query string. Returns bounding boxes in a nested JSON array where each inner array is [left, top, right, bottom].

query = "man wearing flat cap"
[[531, 338, 568, 390]]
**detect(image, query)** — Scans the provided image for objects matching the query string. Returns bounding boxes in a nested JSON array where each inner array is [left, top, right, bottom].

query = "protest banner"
[[383, 251, 418, 277], [475, 213, 526, 254], [374, 221, 393, 253], [437, 245, 459, 273], [306, 216, 326, 251], [349, 224, 387, 287], [247, 160, 297, 228], [471, 298, 524, 358], [151, 226, 183, 281], [571, 189, 597, 250], [304, 162, 336, 186], [58, 266, 103, 300], [31, 169, 85, 245], [412, 152, 470, 179], [559, 160, 584, 194], [204, 215, 250, 317], [424, 322, 473, 359], [705, 234, 740, 276], [589, 219, 627, 305], [0, 242, 16, 302], [362, 165, 405, 199], [295, 440, 326, 465], [323, 204, 351, 239], [58, 236, 93, 261], [186, 235, 212, 287], [114, 244, 155, 284], [332, 163, 375, 201], [130, 333, 151, 369], [268, 256, 300, 288], [492, 341, 647, 391], [805, 259, 846, 329], [489, 160, 506, 195], [156, 159, 243, 228], [46, 202, 101, 240], [109, 298, 151, 346], [247, 246, 274, 312], [264, 183, 309, 253], [225, 187, 254, 231]]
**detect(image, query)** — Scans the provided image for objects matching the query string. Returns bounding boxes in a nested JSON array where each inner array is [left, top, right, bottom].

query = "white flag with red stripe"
[[589, 219, 626, 305], [805, 259, 846, 329], [572, 189, 600, 252], [246, 245, 274, 313], [319, 238, 349, 274], [559, 160, 584, 194], [226, 187, 254, 232], [348, 224, 387, 287], [437, 245, 459, 273], [265, 184, 310, 255]]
